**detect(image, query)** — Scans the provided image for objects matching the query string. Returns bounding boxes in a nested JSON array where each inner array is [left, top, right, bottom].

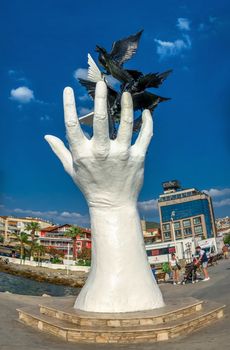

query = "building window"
[[193, 217, 201, 225], [164, 231, 171, 240], [174, 221, 181, 229], [194, 225, 203, 234], [183, 227, 192, 236], [175, 229, 182, 238], [163, 223, 170, 231], [183, 219, 191, 227]]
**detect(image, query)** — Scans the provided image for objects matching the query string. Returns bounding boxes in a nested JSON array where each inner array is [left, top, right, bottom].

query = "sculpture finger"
[[63, 87, 86, 153], [93, 81, 109, 149], [134, 109, 153, 155], [116, 92, 133, 147], [45, 135, 73, 176]]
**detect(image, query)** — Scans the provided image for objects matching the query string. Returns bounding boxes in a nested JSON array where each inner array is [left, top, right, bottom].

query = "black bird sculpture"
[[95, 31, 172, 94], [79, 75, 169, 137], [95, 30, 143, 84], [122, 69, 172, 93], [79, 77, 169, 114], [78, 30, 172, 138]]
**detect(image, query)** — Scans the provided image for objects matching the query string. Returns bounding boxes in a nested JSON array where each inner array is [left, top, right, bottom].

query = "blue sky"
[[1, 0, 229, 225]]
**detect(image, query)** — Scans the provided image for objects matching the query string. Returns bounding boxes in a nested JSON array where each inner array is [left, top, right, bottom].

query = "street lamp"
[[171, 211, 177, 256], [66, 242, 70, 275]]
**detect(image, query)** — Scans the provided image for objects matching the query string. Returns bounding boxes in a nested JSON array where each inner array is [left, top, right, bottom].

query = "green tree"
[[33, 243, 47, 265], [0, 235, 4, 243], [65, 226, 84, 260], [25, 222, 41, 259], [77, 247, 91, 261], [13, 232, 29, 264], [46, 246, 65, 259], [224, 234, 230, 245]]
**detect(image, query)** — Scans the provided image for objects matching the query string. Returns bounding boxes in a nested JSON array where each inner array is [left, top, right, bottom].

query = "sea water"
[[0, 272, 79, 296]]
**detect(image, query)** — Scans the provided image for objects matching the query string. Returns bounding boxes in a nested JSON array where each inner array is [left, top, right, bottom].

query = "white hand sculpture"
[[45, 81, 164, 312]]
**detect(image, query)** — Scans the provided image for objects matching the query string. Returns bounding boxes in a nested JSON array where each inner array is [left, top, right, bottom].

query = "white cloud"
[[198, 16, 219, 32], [203, 188, 230, 197], [10, 86, 34, 103], [154, 35, 191, 59], [213, 199, 230, 208], [177, 18, 190, 31], [79, 107, 93, 115], [11, 207, 89, 226], [73, 68, 88, 80], [60, 211, 83, 218], [78, 94, 91, 102], [73, 66, 119, 89], [13, 208, 58, 217], [203, 187, 230, 209], [138, 199, 158, 212]]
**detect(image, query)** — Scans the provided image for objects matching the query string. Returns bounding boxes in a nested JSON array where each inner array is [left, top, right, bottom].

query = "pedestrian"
[[222, 244, 229, 259], [151, 264, 158, 283], [169, 253, 180, 285], [195, 246, 210, 281]]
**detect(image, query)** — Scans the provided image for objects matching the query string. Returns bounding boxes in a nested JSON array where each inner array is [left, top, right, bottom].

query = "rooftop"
[[0, 216, 52, 224], [158, 188, 208, 203]]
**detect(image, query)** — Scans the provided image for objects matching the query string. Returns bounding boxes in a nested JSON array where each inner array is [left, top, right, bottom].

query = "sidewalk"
[[0, 259, 229, 350]]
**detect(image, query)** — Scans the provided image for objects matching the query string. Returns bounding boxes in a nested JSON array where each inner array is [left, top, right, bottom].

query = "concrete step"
[[17, 300, 225, 343], [39, 296, 204, 328]]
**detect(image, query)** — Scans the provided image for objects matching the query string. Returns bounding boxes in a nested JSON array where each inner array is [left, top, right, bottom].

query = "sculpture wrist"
[[89, 203, 140, 234]]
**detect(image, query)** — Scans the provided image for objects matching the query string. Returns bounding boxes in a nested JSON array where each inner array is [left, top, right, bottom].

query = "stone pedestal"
[[17, 296, 225, 344]]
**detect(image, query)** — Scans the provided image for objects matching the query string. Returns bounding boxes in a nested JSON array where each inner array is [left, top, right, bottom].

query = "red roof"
[[41, 224, 91, 233], [146, 228, 160, 232]]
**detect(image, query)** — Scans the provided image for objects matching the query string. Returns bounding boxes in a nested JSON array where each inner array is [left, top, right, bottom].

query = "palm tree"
[[13, 232, 29, 264], [33, 243, 47, 266], [65, 226, 84, 260], [25, 222, 41, 260]]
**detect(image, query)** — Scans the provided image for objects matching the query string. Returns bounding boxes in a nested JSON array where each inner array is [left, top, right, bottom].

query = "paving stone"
[[16, 298, 225, 344]]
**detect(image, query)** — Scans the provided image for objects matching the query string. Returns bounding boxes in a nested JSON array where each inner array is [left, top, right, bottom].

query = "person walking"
[[195, 246, 210, 281], [151, 264, 158, 283], [169, 253, 180, 285], [222, 244, 229, 259]]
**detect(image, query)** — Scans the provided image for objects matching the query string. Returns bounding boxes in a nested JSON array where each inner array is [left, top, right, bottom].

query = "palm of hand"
[[45, 81, 153, 208]]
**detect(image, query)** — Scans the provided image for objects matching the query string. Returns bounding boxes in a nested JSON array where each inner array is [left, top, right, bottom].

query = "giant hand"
[[45, 81, 164, 312]]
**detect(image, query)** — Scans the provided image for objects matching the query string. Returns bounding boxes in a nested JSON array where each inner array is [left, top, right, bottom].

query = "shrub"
[[162, 262, 171, 274], [76, 259, 91, 266], [51, 257, 62, 264], [224, 234, 230, 245]]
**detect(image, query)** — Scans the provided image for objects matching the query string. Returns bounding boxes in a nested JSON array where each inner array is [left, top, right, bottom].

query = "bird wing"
[[110, 30, 143, 66], [158, 69, 172, 83], [126, 69, 143, 80], [79, 112, 94, 126], [78, 79, 97, 99], [133, 115, 143, 132], [79, 78, 118, 104], [138, 70, 172, 89], [87, 54, 103, 82], [133, 91, 170, 110]]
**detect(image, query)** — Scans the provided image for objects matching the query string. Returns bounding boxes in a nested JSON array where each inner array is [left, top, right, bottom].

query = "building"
[[158, 180, 217, 243], [215, 216, 230, 237], [0, 215, 53, 242], [39, 224, 91, 257], [141, 220, 162, 245], [146, 181, 217, 264]]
